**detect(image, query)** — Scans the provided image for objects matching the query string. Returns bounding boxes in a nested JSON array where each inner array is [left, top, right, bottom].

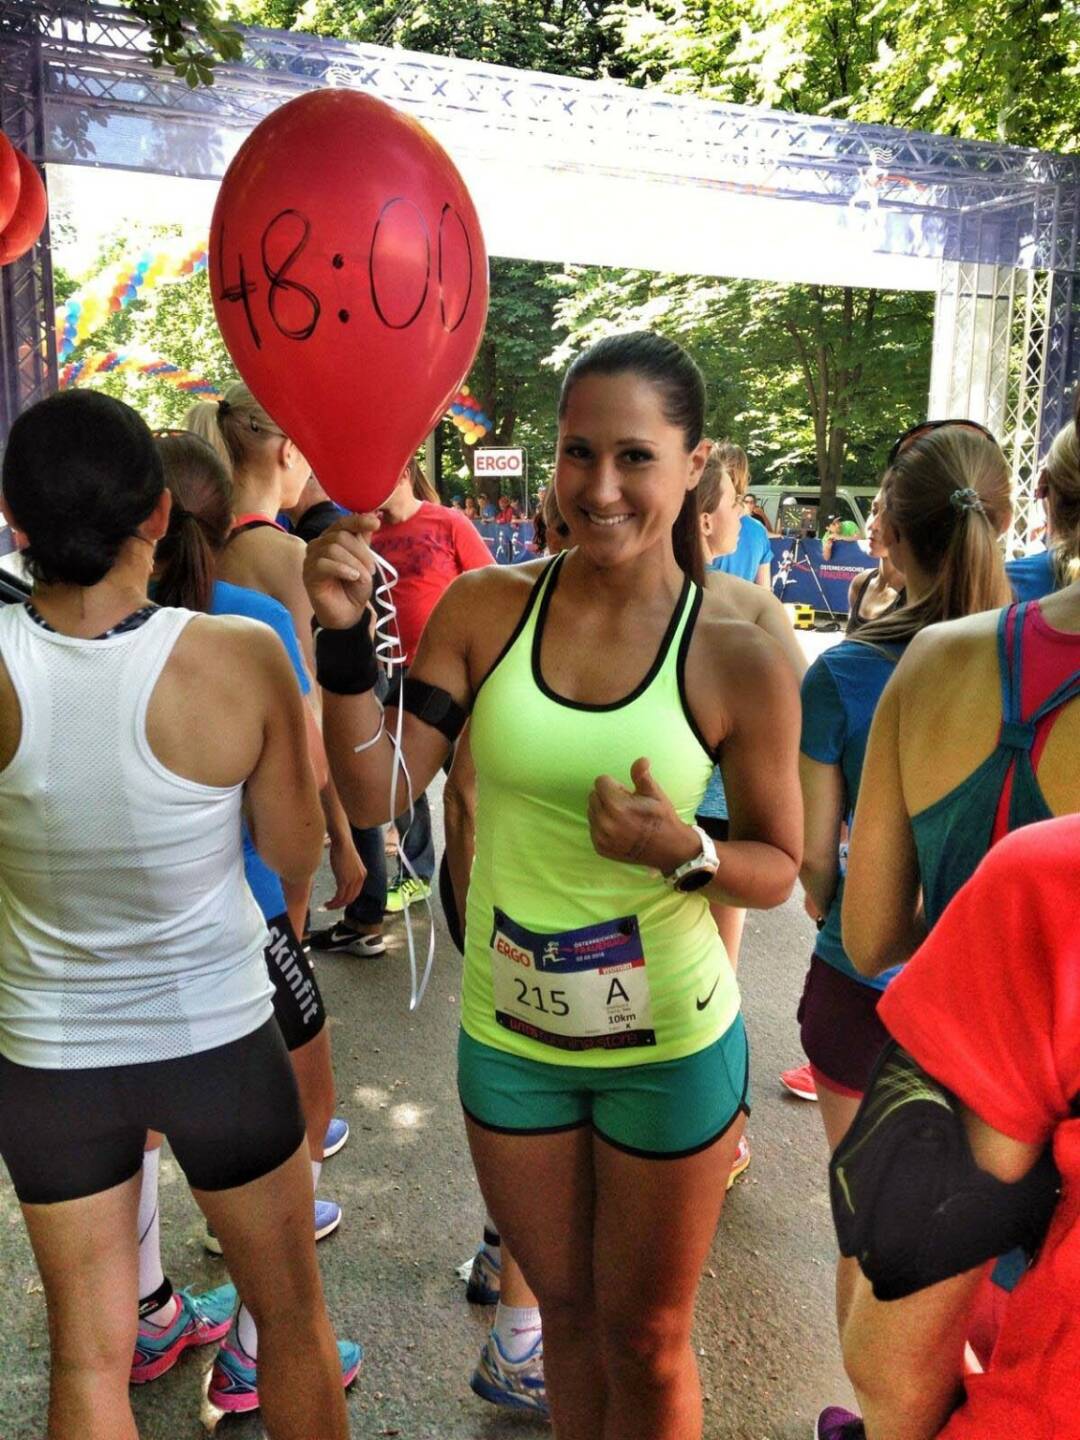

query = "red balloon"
[[0, 134, 19, 233], [210, 90, 488, 512], [0, 150, 47, 266]]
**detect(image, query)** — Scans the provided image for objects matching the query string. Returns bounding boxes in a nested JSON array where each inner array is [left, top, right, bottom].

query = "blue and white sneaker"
[[324, 1116, 350, 1158], [130, 1282, 236, 1384], [204, 1198, 342, 1255], [209, 1332, 362, 1413], [314, 1197, 342, 1241], [470, 1331, 549, 1418]]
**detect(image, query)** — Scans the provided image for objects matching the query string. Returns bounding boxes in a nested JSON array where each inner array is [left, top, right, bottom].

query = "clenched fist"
[[302, 513, 381, 631]]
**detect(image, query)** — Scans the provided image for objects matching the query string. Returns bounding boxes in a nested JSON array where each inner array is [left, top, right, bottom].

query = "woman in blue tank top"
[[799, 422, 1013, 1141]]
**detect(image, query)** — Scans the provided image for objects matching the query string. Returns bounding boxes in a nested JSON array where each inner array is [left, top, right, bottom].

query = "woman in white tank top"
[[0, 391, 352, 1439]]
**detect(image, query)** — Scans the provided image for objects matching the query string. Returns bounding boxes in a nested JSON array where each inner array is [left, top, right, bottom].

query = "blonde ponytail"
[[184, 381, 283, 477], [857, 427, 1012, 646]]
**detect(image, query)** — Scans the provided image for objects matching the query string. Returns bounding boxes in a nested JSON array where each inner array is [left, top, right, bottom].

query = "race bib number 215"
[[489, 907, 656, 1052]]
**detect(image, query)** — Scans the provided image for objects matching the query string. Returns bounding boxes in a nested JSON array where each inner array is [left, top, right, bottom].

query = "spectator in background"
[[707, 440, 773, 587], [464, 496, 480, 521], [846, 491, 905, 635], [495, 495, 515, 523], [745, 494, 777, 533], [450, 495, 464, 510], [481, 497, 498, 520], [821, 513, 861, 561]]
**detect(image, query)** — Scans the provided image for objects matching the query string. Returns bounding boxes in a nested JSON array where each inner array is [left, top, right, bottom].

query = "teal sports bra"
[[912, 602, 1080, 929]]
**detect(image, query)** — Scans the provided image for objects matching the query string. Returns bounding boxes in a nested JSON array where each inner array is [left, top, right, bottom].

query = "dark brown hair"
[[3, 390, 163, 587], [558, 331, 706, 586], [154, 432, 233, 613]]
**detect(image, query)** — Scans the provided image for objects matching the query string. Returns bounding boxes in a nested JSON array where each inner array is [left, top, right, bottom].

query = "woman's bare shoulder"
[[900, 608, 1002, 674]]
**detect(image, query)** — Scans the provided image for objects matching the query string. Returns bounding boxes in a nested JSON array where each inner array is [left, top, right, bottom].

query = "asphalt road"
[[0, 631, 854, 1440]]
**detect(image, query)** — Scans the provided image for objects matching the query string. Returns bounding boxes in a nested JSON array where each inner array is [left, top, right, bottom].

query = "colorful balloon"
[[0, 150, 47, 266], [210, 89, 488, 513]]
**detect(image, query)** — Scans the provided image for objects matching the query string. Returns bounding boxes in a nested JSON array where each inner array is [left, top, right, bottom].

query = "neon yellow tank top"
[[463, 553, 739, 1068]]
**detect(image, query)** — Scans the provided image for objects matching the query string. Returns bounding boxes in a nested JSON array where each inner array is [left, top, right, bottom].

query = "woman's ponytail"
[[857, 427, 1012, 647], [673, 488, 705, 587], [153, 433, 234, 615], [155, 505, 216, 612]]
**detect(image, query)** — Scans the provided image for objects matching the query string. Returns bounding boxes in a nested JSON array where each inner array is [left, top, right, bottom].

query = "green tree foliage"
[[614, 0, 1080, 151], [599, 0, 1080, 506], [453, 259, 563, 497], [550, 267, 932, 490], [119, 1, 244, 86], [235, 0, 625, 78]]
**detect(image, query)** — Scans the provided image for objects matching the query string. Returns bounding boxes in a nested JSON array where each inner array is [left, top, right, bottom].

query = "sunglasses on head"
[[887, 418, 999, 468]]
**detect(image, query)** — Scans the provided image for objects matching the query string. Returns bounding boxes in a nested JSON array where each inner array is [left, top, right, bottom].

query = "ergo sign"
[[474, 448, 524, 476]]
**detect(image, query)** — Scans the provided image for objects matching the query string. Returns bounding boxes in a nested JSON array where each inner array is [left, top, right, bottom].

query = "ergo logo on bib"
[[494, 931, 532, 967]]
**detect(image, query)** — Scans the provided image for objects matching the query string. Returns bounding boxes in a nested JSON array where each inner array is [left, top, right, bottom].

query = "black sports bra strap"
[[225, 518, 277, 546]]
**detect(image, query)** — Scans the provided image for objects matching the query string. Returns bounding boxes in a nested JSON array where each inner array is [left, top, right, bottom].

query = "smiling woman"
[[304, 329, 803, 1440], [555, 332, 708, 588]]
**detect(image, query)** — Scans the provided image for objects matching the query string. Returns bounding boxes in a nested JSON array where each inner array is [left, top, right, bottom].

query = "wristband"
[[315, 617, 379, 695], [384, 675, 469, 744]]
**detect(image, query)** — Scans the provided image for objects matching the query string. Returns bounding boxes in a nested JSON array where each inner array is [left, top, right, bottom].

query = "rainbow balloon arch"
[[55, 241, 209, 360], [56, 234, 493, 438], [58, 348, 222, 397]]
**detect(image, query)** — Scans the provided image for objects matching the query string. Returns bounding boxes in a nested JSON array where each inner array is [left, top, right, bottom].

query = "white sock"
[[137, 1149, 178, 1328], [236, 1303, 259, 1359], [493, 1302, 542, 1361], [311, 1159, 322, 1192]]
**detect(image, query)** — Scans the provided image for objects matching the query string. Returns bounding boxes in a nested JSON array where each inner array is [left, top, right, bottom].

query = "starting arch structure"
[[3, 0, 1079, 540]]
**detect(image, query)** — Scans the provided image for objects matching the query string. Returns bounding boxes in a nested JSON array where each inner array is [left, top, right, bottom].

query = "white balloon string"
[[371, 552, 437, 1012]]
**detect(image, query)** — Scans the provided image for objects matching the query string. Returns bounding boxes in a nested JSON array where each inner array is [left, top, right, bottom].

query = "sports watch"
[[663, 825, 720, 893]]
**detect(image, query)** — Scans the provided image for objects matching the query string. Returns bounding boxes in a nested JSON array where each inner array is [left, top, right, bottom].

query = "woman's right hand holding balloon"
[[303, 513, 380, 630]]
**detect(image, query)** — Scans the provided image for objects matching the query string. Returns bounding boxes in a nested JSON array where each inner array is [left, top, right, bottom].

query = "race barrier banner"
[[769, 538, 876, 616]]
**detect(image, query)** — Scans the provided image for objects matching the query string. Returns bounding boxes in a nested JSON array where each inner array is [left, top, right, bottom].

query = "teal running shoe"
[[130, 1282, 236, 1384], [209, 1332, 362, 1414]]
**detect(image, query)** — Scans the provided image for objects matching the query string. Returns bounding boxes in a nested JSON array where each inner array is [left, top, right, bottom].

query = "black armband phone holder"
[[384, 675, 469, 745], [314, 618, 379, 695], [830, 1041, 1061, 1301]]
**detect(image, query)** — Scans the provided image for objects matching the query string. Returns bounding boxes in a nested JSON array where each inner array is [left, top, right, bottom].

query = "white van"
[[748, 485, 878, 538]]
